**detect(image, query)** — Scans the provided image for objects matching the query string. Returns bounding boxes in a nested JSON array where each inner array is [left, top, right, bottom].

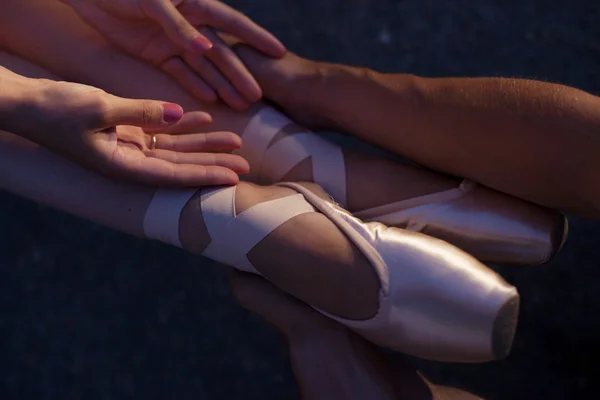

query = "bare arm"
[[238, 49, 600, 219], [320, 67, 600, 216]]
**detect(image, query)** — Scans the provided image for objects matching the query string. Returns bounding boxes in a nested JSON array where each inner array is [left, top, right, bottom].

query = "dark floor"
[[2, 0, 600, 399]]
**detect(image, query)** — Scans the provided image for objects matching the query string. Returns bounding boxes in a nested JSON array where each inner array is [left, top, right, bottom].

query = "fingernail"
[[163, 103, 184, 122], [192, 36, 213, 52]]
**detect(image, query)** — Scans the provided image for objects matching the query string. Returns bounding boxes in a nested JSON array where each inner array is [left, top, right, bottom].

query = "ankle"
[[178, 182, 331, 254]]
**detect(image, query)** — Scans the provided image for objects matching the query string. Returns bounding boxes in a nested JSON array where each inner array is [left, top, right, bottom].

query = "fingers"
[[199, 27, 262, 105], [120, 157, 240, 187], [143, 0, 213, 52], [147, 149, 249, 174], [101, 95, 185, 128], [194, 0, 286, 58], [144, 110, 213, 134], [162, 45, 257, 110], [182, 51, 248, 110], [161, 57, 218, 103], [150, 131, 243, 152]]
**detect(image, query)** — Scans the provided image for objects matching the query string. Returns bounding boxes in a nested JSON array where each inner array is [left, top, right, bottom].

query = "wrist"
[[0, 73, 46, 141], [280, 61, 357, 131]]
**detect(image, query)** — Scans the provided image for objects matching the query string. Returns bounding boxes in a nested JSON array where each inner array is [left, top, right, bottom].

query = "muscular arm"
[[307, 63, 600, 218]]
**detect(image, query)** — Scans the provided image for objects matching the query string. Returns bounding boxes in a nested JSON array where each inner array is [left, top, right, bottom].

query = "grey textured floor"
[[2, 0, 600, 399]]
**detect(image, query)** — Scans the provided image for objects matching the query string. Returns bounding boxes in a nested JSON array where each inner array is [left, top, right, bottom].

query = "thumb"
[[143, 0, 213, 53], [101, 95, 184, 128]]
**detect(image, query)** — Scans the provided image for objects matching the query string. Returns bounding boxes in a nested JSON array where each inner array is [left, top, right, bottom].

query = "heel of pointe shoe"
[[359, 181, 569, 266]]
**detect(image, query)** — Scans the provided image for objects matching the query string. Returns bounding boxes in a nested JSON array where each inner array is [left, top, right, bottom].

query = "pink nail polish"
[[163, 103, 184, 122], [192, 36, 213, 52]]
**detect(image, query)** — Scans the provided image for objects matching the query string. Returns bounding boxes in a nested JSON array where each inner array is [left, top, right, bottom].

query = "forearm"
[[0, 68, 33, 134], [315, 64, 600, 217], [0, 53, 150, 236], [0, 64, 62, 146], [0, 130, 151, 236]]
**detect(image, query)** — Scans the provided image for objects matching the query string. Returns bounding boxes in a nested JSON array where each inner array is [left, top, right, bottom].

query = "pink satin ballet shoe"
[[234, 107, 567, 265], [143, 183, 519, 363]]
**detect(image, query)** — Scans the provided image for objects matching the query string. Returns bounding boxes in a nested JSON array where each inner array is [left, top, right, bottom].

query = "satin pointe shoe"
[[143, 182, 519, 363], [234, 107, 568, 265]]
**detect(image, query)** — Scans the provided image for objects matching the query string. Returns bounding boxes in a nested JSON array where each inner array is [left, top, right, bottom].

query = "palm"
[[99, 125, 155, 164], [82, 115, 249, 186]]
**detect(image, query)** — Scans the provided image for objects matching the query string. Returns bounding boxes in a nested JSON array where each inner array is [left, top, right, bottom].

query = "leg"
[[0, 55, 520, 363], [0, 128, 519, 363]]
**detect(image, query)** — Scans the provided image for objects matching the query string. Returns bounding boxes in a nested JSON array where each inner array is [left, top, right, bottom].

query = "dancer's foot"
[[144, 180, 519, 361]]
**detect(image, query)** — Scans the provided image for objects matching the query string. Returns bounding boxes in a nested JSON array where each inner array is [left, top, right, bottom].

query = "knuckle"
[[141, 101, 159, 124], [174, 19, 194, 37], [89, 96, 113, 127], [35, 78, 55, 89]]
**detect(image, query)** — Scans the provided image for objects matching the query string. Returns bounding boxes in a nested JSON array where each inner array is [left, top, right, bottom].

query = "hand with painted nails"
[[230, 271, 482, 400], [0, 66, 249, 187], [59, 0, 287, 111]]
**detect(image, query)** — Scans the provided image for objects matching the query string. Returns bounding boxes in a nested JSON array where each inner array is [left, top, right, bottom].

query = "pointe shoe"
[[143, 183, 519, 363], [235, 107, 568, 265]]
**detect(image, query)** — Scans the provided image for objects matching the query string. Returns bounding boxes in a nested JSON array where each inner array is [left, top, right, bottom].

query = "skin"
[[233, 47, 600, 219], [0, 121, 478, 398], [58, 0, 287, 110], [0, 2, 584, 397], [5, 3, 600, 217], [0, 41, 483, 400], [0, 0, 461, 216], [0, 50, 380, 320], [230, 271, 483, 400], [0, 64, 248, 186]]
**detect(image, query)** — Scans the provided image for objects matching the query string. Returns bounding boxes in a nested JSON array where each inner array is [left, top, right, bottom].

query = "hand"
[[229, 271, 482, 400], [0, 67, 249, 186], [234, 45, 334, 129], [61, 0, 286, 110]]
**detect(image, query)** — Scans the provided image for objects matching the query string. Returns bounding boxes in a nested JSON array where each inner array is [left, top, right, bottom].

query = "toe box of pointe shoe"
[[544, 213, 569, 264], [491, 293, 520, 360]]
